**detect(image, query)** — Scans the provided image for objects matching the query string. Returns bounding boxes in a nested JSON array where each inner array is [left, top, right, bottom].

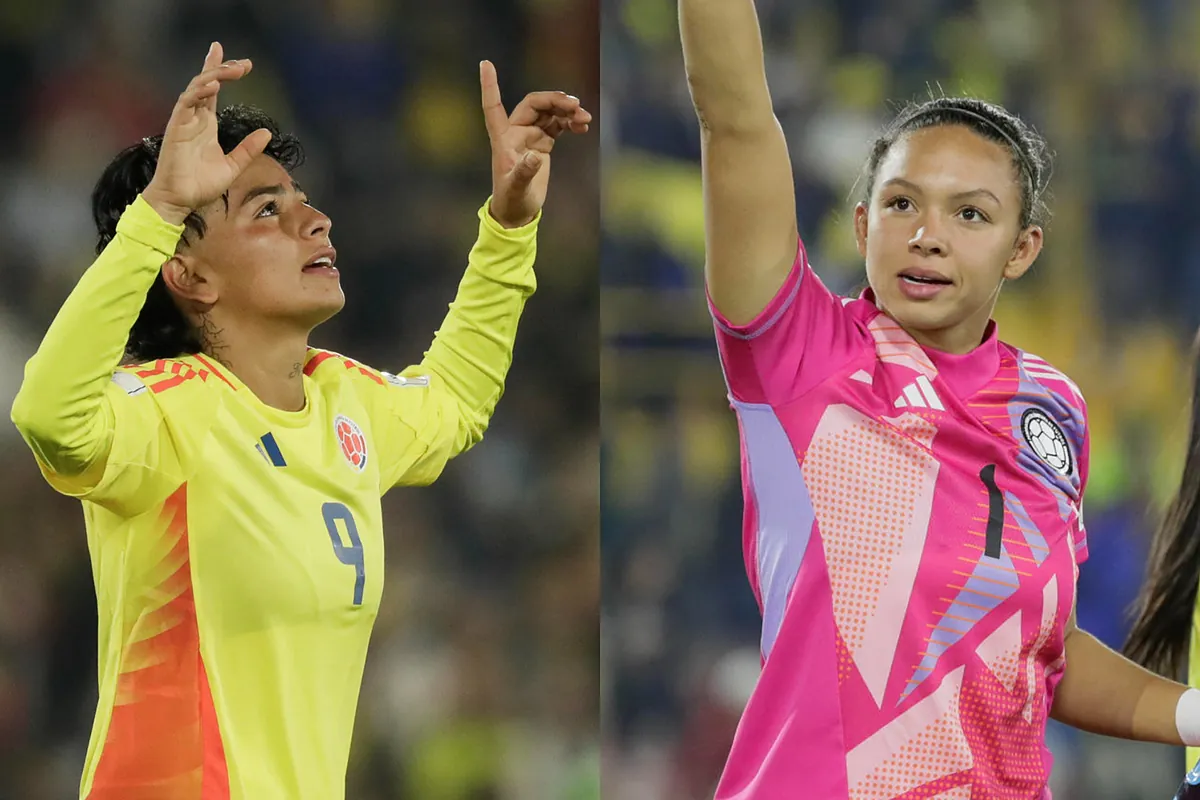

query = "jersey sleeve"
[[1045, 364, 1090, 566], [710, 237, 867, 405], [10, 196, 190, 516], [320, 200, 538, 492], [1074, 408, 1091, 565]]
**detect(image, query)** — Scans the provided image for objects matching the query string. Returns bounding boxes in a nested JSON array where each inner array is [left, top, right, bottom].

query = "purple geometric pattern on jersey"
[[899, 543, 1020, 703], [1007, 357, 1084, 498], [1004, 491, 1049, 567], [734, 400, 817, 660]]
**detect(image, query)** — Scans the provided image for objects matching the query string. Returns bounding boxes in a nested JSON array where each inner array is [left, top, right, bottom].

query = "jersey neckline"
[[859, 288, 1003, 399], [182, 353, 317, 428]]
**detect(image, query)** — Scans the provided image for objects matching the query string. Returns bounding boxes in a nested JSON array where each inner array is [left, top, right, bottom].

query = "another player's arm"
[[1047, 423, 1196, 746], [1051, 606, 1194, 745], [681, 0, 798, 325]]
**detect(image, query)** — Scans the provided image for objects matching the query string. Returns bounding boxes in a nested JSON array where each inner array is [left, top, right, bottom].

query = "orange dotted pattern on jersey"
[[835, 629, 854, 687], [1021, 610, 1056, 724], [849, 680, 970, 800], [899, 777, 975, 800], [984, 641, 1022, 695], [803, 413, 937, 661], [956, 672, 1047, 797]]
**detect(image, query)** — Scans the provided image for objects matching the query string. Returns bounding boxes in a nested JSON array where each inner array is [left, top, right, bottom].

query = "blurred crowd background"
[[0, 0, 598, 798], [602, 0, 1200, 797]]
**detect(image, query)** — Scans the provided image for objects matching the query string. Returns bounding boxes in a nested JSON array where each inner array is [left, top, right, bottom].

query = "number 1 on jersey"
[[979, 465, 1005, 559], [322, 502, 365, 605]]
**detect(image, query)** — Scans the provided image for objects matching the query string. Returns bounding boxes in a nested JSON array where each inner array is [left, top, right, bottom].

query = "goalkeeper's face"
[[177, 155, 344, 330], [853, 124, 1044, 353]]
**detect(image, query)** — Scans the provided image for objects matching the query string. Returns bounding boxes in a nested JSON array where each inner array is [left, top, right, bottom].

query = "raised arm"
[[11, 44, 264, 486], [681, 0, 798, 325], [404, 63, 591, 462]]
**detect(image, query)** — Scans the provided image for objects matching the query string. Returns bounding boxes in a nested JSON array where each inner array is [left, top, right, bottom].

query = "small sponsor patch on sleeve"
[[111, 370, 148, 396], [381, 372, 430, 388]]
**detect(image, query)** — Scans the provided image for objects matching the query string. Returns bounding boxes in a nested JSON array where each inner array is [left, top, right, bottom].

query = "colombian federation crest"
[[1020, 408, 1072, 476], [334, 414, 368, 472]]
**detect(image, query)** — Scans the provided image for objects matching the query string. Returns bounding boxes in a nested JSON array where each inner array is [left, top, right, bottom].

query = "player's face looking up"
[[853, 124, 1044, 354], [162, 154, 343, 332]]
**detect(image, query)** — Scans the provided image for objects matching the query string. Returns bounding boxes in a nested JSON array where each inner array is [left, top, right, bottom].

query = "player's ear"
[[1003, 225, 1043, 281], [854, 202, 869, 258], [162, 254, 218, 306]]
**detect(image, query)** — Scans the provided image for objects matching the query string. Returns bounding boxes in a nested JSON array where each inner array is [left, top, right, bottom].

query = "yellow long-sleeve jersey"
[[10, 194, 538, 800]]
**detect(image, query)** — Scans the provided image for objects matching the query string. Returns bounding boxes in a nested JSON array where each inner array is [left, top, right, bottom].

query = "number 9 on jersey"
[[321, 502, 365, 606]]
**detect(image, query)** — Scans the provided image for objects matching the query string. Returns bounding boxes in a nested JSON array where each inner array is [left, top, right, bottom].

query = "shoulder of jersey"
[[302, 348, 430, 389], [110, 355, 236, 398], [1016, 349, 1085, 408]]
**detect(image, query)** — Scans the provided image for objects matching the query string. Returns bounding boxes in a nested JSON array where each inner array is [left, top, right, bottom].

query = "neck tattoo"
[[197, 314, 233, 370]]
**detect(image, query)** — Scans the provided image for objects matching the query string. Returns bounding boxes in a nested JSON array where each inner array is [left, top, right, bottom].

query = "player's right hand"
[[142, 41, 271, 225]]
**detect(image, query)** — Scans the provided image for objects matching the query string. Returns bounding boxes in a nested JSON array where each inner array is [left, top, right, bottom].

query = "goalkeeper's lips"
[[896, 267, 952, 301], [302, 246, 339, 277]]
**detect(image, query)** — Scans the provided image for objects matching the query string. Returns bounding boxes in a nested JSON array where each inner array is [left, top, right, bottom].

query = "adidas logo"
[[255, 432, 287, 467], [894, 375, 944, 411]]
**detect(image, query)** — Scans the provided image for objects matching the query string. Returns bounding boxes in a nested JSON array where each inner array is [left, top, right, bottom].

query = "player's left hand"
[[481, 60, 591, 228]]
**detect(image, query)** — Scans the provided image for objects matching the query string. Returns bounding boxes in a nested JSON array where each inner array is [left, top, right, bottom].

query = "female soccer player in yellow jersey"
[[9, 41, 589, 800]]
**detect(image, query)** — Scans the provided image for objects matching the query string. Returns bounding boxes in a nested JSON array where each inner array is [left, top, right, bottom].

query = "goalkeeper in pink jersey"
[[683, 1, 1200, 798], [9, 43, 588, 799]]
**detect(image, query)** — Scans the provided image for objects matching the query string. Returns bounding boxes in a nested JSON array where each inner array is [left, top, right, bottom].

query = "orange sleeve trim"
[[150, 373, 188, 394], [192, 354, 237, 391], [123, 355, 236, 395], [345, 358, 385, 385], [304, 350, 336, 376], [304, 350, 386, 384], [134, 359, 169, 379]]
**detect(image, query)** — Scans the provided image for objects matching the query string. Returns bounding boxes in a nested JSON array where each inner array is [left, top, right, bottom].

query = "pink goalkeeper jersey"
[[711, 240, 1089, 800]]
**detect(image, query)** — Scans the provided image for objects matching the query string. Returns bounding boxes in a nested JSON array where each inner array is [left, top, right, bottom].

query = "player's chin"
[[294, 293, 346, 328], [881, 292, 961, 333]]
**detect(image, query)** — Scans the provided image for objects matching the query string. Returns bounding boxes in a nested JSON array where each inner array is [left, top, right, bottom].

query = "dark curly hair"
[[92, 104, 305, 363], [860, 96, 1053, 230]]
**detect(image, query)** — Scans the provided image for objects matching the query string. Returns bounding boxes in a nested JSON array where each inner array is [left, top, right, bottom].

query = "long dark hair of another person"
[[1124, 330, 1200, 680]]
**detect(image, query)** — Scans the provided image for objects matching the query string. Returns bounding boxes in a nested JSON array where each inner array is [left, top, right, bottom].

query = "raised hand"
[[142, 42, 271, 225], [480, 60, 592, 229]]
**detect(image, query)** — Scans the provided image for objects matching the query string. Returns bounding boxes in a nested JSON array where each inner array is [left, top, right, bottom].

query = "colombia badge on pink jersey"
[[334, 414, 368, 472]]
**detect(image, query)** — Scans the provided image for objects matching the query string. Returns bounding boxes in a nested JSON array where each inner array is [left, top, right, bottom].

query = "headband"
[[904, 106, 1044, 196]]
